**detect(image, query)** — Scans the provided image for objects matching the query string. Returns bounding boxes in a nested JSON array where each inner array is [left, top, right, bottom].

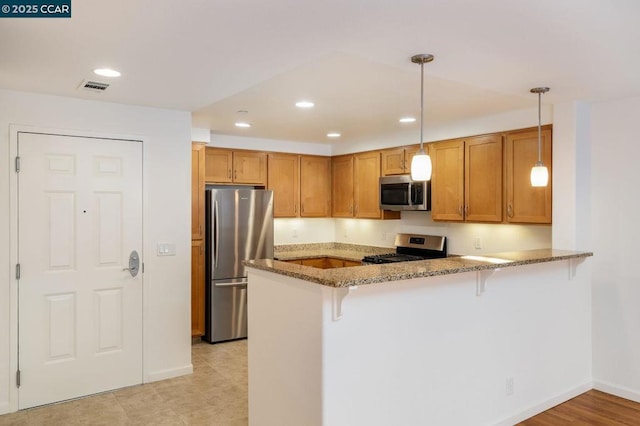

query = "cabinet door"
[[191, 240, 205, 337], [300, 156, 331, 217], [268, 153, 300, 218], [301, 258, 326, 268], [381, 148, 406, 176], [234, 151, 267, 185], [332, 155, 355, 217], [505, 128, 552, 223], [405, 145, 422, 173], [354, 151, 382, 218], [431, 140, 464, 221], [325, 258, 344, 269], [191, 143, 206, 239], [464, 135, 503, 222], [205, 147, 233, 183]]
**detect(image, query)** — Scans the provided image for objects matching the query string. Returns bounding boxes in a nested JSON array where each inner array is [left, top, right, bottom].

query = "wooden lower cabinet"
[[286, 257, 362, 268], [191, 240, 205, 337]]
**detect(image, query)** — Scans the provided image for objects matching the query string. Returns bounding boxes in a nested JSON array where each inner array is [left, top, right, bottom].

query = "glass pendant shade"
[[530, 162, 549, 187], [410, 148, 432, 181]]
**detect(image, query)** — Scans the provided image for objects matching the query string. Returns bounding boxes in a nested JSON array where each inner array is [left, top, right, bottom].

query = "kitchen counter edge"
[[244, 249, 593, 288]]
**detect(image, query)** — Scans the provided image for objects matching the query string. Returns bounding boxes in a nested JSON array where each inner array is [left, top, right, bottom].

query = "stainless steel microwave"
[[379, 175, 431, 211]]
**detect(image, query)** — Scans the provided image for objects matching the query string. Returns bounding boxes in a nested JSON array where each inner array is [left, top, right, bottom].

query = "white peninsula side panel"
[[247, 260, 592, 426]]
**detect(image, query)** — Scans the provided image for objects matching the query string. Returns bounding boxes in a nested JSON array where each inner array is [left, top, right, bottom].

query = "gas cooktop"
[[361, 234, 447, 264]]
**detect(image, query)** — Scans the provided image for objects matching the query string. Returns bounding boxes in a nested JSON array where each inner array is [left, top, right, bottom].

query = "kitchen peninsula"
[[245, 249, 593, 426]]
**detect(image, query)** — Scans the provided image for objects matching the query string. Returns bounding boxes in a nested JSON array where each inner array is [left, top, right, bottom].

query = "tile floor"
[[0, 340, 248, 426]]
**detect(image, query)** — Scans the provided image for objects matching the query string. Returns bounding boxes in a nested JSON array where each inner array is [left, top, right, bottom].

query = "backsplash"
[[274, 212, 552, 255]]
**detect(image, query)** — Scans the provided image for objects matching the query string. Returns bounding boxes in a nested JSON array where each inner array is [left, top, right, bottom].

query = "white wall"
[[0, 89, 192, 414], [590, 96, 640, 401]]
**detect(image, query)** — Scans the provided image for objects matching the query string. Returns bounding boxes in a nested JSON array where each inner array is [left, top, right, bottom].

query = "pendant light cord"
[[420, 62, 424, 150], [537, 91, 542, 163]]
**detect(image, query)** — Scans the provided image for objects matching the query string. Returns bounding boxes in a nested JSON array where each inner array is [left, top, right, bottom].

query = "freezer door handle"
[[214, 281, 248, 287], [213, 199, 220, 267]]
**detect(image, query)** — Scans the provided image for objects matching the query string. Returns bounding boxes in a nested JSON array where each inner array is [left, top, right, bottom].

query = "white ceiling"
[[2, 0, 639, 144]]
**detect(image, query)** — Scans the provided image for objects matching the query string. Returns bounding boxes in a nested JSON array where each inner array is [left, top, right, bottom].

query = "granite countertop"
[[246, 249, 593, 288], [273, 242, 392, 262]]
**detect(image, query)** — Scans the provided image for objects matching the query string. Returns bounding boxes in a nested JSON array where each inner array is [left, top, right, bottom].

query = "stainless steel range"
[[362, 233, 447, 264]]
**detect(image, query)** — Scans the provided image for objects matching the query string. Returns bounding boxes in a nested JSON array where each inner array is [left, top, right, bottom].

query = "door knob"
[[123, 250, 140, 277]]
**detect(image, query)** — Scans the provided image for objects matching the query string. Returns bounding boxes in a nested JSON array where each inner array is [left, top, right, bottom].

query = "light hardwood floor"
[[0, 340, 247, 426], [2, 342, 640, 425], [518, 390, 640, 425]]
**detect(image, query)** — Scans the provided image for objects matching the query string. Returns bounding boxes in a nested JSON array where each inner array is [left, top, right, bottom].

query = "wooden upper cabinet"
[[192, 143, 206, 240], [268, 153, 300, 218], [505, 127, 552, 224], [381, 145, 421, 176], [464, 135, 503, 222], [431, 140, 465, 221], [205, 147, 267, 185], [233, 151, 267, 184], [300, 156, 331, 217], [354, 151, 382, 218], [205, 147, 233, 183], [331, 155, 355, 217]]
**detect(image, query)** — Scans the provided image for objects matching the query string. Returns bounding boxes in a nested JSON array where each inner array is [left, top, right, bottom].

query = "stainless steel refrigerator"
[[204, 188, 274, 343]]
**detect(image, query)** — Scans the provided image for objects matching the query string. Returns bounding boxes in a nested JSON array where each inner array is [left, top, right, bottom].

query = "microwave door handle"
[[408, 182, 414, 206]]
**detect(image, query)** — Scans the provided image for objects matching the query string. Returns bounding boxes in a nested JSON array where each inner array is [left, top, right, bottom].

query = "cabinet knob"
[[228, 169, 231, 179], [458, 206, 463, 217], [301, 203, 304, 214], [507, 204, 514, 218], [464, 205, 469, 216], [234, 170, 237, 180]]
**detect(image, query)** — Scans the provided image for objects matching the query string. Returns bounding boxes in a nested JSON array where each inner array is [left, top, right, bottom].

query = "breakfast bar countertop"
[[246, 249, 593, 288]]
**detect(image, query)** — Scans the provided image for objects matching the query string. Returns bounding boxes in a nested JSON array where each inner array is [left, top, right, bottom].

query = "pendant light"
[[530, 87, 550, 187], [410, 54, 434, 181]]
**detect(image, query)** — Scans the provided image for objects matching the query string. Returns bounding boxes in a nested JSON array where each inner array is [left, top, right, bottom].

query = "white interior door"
[[17, 132, 143, 409]]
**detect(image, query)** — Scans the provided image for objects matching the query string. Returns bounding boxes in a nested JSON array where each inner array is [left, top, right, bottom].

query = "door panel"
[[18, 132, 143, 409]]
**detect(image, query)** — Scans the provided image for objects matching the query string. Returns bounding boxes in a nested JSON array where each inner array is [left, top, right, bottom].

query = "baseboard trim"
[[0, 401, 11, 416], [144, 364, 193, 383], [493, 381, 593, 426], [593, 380, 640, 403]]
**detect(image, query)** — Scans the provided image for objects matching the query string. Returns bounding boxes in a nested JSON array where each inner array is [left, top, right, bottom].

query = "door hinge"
[[15, 156, 20, 173], [16, 263, 20, 280], [142, 262, 145, 273], [16, 370, 20, 388]]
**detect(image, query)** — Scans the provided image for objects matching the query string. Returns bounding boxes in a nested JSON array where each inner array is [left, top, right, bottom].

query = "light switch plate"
[[157, 243, 176, 256]]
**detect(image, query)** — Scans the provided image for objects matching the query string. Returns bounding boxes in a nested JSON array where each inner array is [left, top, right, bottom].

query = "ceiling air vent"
[[79, 80, 110, 92]]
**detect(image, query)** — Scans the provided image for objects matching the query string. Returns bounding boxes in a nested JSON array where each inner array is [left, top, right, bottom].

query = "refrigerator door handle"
[[214, 199, 220, 267], [214, 281, 248, 287]]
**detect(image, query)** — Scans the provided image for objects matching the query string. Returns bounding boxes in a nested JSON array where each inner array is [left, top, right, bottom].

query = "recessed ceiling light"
[[93, 68, 121, 78], [295, 101, 314, 108], [235, 122, 251, 128], [399, 117, 416, 123], [327, 132, 341, 138]]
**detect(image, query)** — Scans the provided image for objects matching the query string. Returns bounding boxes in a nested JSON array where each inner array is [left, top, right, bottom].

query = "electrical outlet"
[[474, 237, 482, 250], [505, 377, 514, 396]]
